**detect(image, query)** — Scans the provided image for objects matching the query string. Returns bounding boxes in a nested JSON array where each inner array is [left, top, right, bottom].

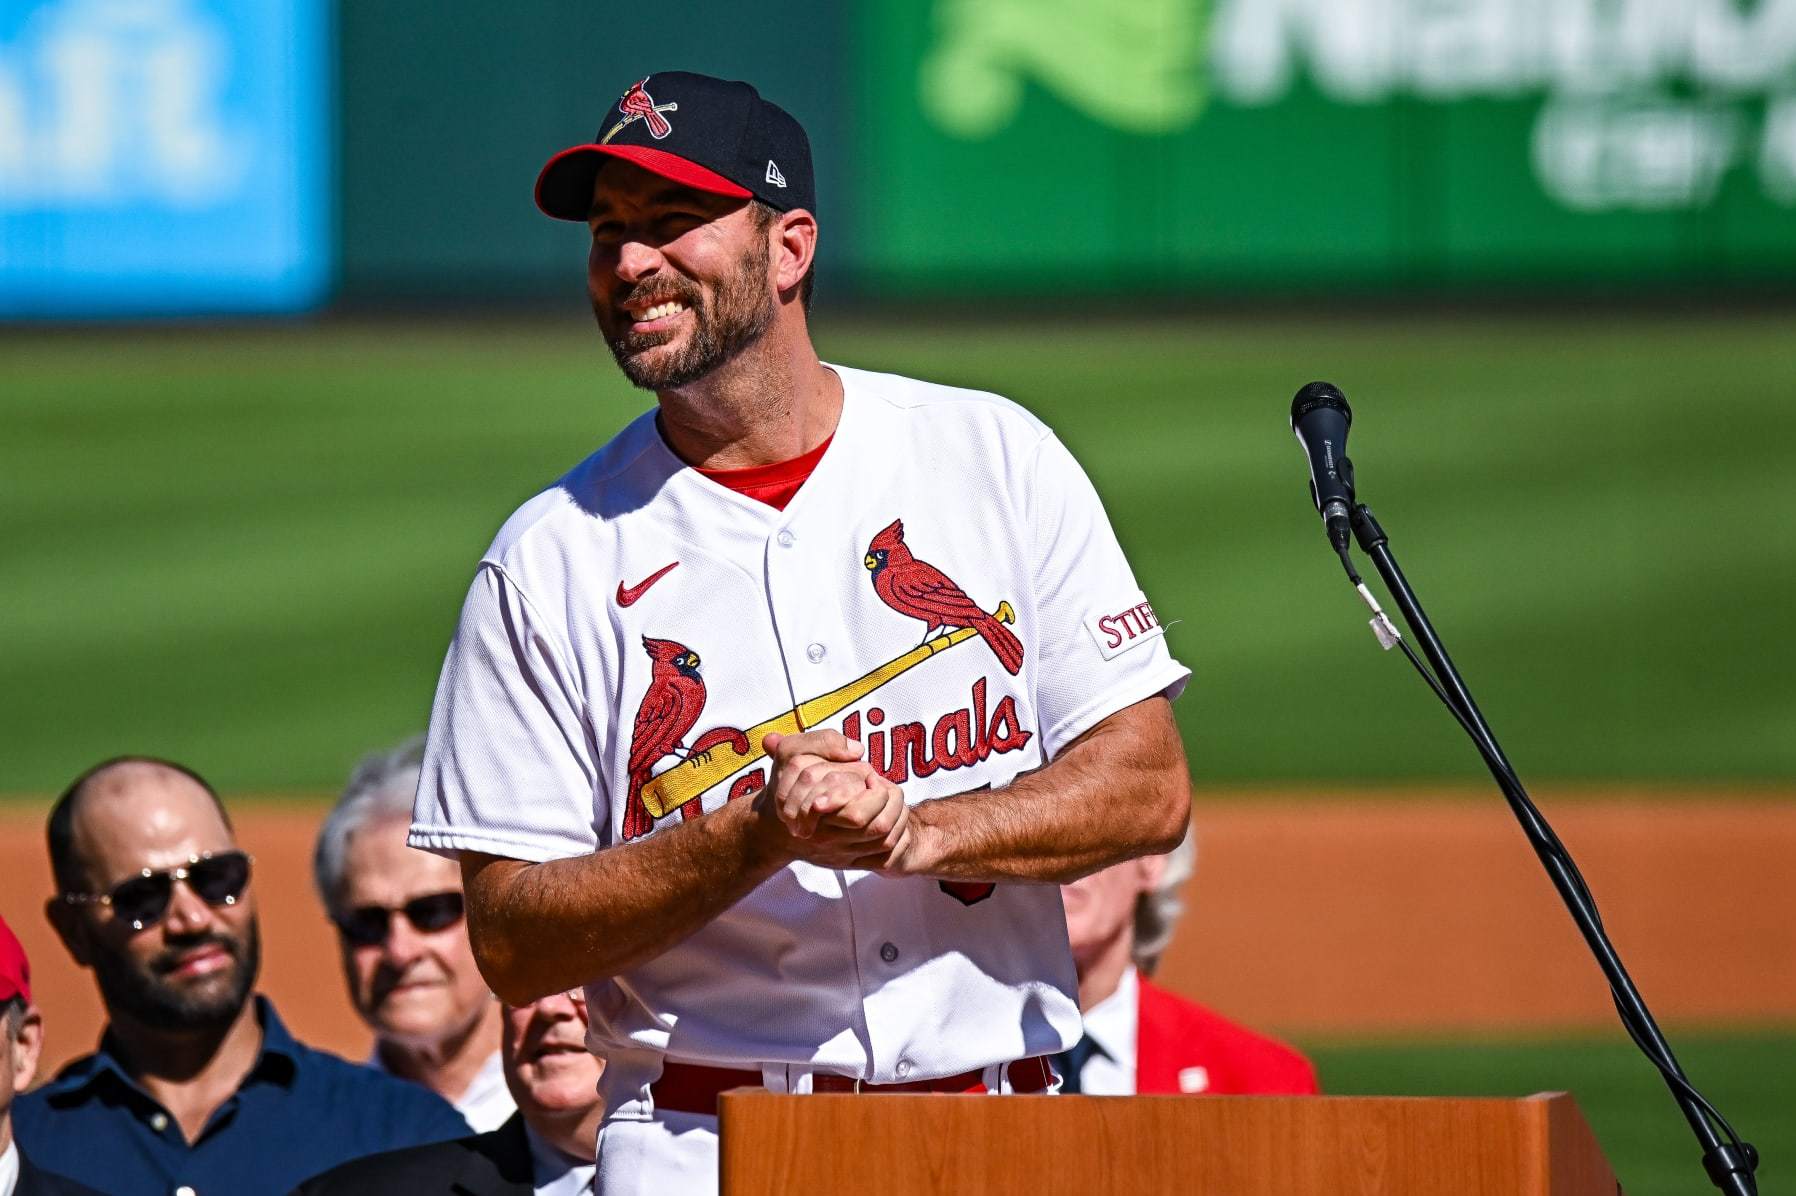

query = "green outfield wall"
[[335, 1, 1796, 299], [334, 3, 854, 301]]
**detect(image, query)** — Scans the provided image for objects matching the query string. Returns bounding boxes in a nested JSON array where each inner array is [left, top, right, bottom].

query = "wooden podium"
[[718, 1091, 1622, 1195]]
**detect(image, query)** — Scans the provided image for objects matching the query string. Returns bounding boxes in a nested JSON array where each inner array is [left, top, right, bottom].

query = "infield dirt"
[[4, 792, 1790, 1074]]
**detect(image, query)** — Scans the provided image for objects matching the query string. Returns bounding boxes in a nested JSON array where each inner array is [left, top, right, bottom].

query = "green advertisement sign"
[[855, 0, 1796, 291]]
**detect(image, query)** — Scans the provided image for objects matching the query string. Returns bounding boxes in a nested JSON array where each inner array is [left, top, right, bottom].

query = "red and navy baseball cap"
[[535, 71, 815, 221], [0, 911, 30, 1005]]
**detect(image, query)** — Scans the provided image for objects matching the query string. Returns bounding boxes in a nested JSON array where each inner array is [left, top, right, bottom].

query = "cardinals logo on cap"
[[602, 78, 678, 143]]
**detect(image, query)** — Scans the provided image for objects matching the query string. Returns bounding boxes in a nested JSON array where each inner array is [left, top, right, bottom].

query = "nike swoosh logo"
[[616, 561, 679, 607]]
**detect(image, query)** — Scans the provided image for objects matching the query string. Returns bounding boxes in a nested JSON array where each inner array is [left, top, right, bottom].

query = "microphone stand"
[[1341, 501, 1759, 1196]]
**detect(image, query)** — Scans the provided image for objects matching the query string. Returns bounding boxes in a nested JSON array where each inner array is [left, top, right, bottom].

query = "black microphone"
[[1290, 381, 1354, 556]]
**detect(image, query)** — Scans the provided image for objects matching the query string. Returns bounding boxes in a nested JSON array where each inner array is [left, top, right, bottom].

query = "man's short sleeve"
[[1027, 433, 1190, 759], [409, 563, 603, 862]]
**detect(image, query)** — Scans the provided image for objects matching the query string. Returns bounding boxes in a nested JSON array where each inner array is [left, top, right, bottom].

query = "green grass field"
[[2, 312, 1791, 795], [1309, 1030, 1793, 1196]]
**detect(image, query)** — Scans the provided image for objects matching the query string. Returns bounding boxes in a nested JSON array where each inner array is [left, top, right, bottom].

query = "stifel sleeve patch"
[[1083, 591, 1166, 660]]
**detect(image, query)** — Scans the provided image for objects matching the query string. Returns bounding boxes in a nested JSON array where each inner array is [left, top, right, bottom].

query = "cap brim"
[[535, 144, 753, 221]]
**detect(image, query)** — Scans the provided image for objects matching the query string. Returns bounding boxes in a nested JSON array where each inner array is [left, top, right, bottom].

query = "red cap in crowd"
[[0, 912, 30, 1004]]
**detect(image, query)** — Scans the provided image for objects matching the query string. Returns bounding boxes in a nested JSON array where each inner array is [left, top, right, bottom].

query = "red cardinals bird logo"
[[612, 78, 675, 140], [623, 636, 748, 839], [864, 518, 1023, 676]]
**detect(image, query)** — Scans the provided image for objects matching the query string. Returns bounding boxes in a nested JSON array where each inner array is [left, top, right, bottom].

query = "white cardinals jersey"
[[411, 363, 1189, 1112]]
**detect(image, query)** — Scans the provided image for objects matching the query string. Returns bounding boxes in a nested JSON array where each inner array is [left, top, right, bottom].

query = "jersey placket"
[[758, 504, 899, 1081]]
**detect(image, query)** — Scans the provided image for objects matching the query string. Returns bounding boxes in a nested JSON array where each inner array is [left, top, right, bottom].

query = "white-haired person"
[[315, 739, 515, 1130], [1056, 833, 1319, 1095]]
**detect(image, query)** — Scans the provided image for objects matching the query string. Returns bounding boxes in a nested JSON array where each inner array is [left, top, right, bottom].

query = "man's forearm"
[[890, 696, 1190, 884], [460, 729, 910, 1004], [462, 798, 785, 1004]]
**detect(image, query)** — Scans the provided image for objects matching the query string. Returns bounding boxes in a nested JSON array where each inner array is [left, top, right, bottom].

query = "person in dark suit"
[[1, 912, 104, 1196], [1056, 834, 1319, 1096], [294, 989, 603, 1195]]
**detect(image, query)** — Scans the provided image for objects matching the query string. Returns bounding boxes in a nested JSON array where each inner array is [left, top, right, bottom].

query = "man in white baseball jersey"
[[412, 71, 1192, 1194]]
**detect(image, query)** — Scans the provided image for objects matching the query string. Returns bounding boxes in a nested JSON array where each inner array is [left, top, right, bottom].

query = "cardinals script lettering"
[[841, 677, 1033, 785]]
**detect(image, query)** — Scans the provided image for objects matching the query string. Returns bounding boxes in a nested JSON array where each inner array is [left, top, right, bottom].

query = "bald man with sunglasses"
[[15, 757, 469, 1196]]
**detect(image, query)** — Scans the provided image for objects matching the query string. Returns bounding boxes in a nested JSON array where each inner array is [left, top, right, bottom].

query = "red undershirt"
[[695, 434, 833, 511]]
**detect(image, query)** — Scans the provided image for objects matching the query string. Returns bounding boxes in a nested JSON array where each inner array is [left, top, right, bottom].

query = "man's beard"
[[94, 921, 261, 1032], [598, 239, 776, 391]]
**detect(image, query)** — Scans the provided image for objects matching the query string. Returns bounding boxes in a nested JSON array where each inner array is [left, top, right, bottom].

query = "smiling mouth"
[[164, 945, 232, 978], [615, 287, 698, 333]]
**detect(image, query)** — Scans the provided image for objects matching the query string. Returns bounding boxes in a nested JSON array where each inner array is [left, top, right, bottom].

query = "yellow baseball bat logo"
[[639, 601, 1016, 818]]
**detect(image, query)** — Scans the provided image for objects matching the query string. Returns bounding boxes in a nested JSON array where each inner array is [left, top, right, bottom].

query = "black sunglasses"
[[62, 850, 254, 932], [334, 890, 466, 948]]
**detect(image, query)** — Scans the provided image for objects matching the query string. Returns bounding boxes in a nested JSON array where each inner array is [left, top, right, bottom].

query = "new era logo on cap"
[[535, 71, 815, 221]]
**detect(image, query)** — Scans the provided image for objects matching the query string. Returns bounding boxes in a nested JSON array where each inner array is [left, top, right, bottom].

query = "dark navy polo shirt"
[[12, 997, 471, 1196]]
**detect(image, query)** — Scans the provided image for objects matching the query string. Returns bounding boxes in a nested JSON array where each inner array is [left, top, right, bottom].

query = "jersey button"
[[148, 1111, 170, 1133], [806, 643, 826, 663], [777, 530, 795, 547], [879, 941, 899, 963], [174, 1187, 197, 1196], [895, 1060, 913, 1079]]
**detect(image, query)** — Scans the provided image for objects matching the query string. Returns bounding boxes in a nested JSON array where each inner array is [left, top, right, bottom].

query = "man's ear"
[[45, 897, 93, 969], [773, 208, 817, 298], [10, 1006, 44, 1091], [1137, 851, 1167, 895]]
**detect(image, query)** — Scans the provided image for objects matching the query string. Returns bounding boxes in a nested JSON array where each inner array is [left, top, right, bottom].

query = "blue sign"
[[0, 0, 331, 316]]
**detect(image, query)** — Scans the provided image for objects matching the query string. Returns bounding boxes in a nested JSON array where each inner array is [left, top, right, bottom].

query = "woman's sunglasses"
[[333, 891, 466, 948], [61, 850, 254, 932]]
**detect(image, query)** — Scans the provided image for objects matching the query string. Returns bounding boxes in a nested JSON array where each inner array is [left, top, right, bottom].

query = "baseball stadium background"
[[2, 1, 1792, 1191]]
